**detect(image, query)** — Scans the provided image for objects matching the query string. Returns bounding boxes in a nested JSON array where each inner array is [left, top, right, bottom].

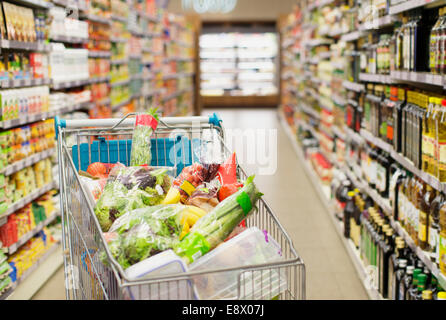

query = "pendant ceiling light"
[[182, 0, 237, 13]]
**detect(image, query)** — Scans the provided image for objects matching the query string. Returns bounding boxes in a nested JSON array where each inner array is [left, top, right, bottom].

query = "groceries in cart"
[[58, 114, 300, 300]]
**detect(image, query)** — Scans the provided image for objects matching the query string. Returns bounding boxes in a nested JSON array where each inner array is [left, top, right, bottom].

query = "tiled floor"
[[32, 108, 368, 300]]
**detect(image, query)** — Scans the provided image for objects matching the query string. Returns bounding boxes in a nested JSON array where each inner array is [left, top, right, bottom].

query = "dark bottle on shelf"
[[377, 221, 388, 294], [429, 191, 443, 263], [343, 191, 356, 239], [394, 258, 408, 300], [407, 268, 422, 300], [428, 276, 438, 298], [389, 238, 405, 299], [380, 227, 394, 298], [335, 179, 352, 221], [400, 265, 414, 300], [393, 87, 406, 152]]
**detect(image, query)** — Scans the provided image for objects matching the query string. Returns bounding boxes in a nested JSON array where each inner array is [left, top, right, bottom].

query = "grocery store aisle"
[[206, 107, 368, 300], [33, 108, 368, 300]]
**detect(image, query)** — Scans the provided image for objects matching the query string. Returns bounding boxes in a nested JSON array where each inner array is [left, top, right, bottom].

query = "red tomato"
[[218, 183, 244, 202]]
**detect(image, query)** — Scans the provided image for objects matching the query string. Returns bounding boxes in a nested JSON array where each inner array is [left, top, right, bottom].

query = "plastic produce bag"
[[130, 110, 159, 167], [102, 205, 185, 269], [94, 165, 173, 232], [172, 163, 220, 204], [79, 176, 108, 208], [175, 176, 263, 264], [185, 184, 219, 213]]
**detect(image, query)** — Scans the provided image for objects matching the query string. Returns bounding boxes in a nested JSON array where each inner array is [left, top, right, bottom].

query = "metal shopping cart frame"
[[55, 113, 305, 300]]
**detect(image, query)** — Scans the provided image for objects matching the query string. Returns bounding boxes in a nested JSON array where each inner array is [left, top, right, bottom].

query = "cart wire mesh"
[[57, 117, 305, 300]]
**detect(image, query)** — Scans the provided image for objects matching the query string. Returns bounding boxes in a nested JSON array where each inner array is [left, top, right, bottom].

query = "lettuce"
[[94, 166, 172, 232], [103, 205, 184, 269]]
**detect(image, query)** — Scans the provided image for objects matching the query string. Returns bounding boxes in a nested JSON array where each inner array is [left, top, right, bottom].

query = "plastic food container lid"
[[189, 227, 287, 300]]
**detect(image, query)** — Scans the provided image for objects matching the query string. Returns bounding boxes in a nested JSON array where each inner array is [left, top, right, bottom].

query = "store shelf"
[[389, 0, 442, 15], [88, 50, 111, 58], [111, 14, 127, 23], [140, 88, 165, 98], [359, 73, 393, 84], [80, 13, 111, 25], [360, 15, 396, 31], [365, 94, 382, 103], [137, 10, 159, 23], [0, 101, 91, 129], [304, 39, 332, 48], [0, 39, 50, 52], [111, 97, 132, 110], [12, 0, 53, 8], [390, 70, 444, 87], [300, 103, 321, 119], [7, 243, 62, 300], [0, 78, 51, 88], [358, 128, 446, 193], [110, 79, 130, 87], [343, 80, 365, 92], [279, 110, 384, 300], [129, 54, 142, 60], [341, 164, 446, 290], [340, 31, 364, 42], [51, 78, 90, 90], [6, 211, 60, 255], [89, 76, 110, 84], [93, 97, 111, 105], [50, 35, 88, 44], [0, 182, 56, 226], [110, 58, 129, 65], [110, 37, 128, 43], [360, 129, 393, 153], [344, 126, 364, 146], [162, 72, 194, 80], [0, 148, 55, 176]]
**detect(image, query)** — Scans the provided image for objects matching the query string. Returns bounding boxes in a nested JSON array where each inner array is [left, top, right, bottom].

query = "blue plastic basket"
[[72, 135, 204, 175]]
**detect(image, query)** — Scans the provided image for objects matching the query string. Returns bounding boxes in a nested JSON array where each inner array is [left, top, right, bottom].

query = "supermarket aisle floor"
[[205, 107, 368, 300], [33, 108, 369, 300]]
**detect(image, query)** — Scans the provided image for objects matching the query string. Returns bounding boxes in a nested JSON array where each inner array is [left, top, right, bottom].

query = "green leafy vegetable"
[[94, 166, 172, 232], [175, 176, 263, 264], [103, 205, 185, 269], [130, 109, 159, 167]]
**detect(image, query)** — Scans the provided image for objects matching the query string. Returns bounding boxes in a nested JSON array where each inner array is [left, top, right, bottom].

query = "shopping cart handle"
[[54, 114, 223, 137], [209, 113, 222, 128]]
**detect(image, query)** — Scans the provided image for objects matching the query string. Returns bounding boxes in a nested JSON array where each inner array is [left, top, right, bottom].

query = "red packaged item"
[[215, 152, 237, 185], [218, 182, 244, 202], [173, 163, 220, 204]]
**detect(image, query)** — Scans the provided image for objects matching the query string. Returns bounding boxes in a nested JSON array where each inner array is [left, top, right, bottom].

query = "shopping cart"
[[55, 113, 305, 300]]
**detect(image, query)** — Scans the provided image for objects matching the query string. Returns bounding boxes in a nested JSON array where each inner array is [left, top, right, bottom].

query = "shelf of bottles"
[[280, 0, 446, 300]]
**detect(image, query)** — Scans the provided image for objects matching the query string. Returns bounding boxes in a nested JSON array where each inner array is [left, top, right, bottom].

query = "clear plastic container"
[[189, 227, 287, 300], [125, 250, 197, 300]]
